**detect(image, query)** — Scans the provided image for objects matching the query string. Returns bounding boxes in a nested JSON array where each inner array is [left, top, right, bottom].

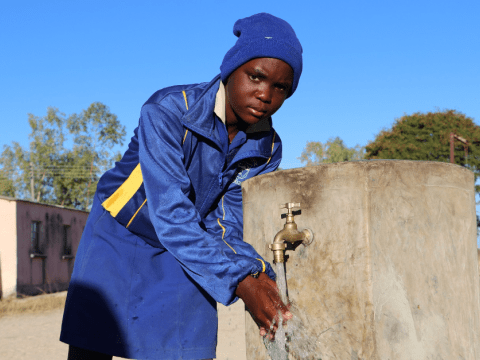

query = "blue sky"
[[2, 1, 479, 245], [1, 0, 479, 169]]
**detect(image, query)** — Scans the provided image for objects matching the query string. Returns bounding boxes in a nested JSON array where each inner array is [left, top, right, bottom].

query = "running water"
[[275, 262, 288, 304], [264, 262, 322, 360], [263, 263, 289, 360]]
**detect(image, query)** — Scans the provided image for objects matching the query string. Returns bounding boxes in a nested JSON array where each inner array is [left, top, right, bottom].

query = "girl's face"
[[225, 58, 294, 130]]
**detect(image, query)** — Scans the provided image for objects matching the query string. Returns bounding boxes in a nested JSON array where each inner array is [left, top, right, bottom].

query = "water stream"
[[275, 262, 289, 304], [263, 263, 289, 360], [264, 262, 321, 360]]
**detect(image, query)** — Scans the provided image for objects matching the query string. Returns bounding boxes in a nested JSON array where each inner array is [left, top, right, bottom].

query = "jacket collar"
[[181, 75, 220, 140], [181, 74, 275, 159]]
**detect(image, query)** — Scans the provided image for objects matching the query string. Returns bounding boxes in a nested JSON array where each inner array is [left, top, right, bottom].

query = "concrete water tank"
[[241, 160, 480, 359]]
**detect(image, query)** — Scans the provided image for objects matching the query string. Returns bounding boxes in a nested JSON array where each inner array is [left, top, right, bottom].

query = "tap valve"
[[281, 202, 300, 223]]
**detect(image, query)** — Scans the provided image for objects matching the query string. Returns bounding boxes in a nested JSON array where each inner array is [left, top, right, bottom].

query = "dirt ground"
[[0, 308, 70, 360], [0, 296, 246, 360]]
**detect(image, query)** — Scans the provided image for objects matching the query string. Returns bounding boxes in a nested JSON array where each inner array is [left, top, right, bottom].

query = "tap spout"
[[273, 226, 310, 244]]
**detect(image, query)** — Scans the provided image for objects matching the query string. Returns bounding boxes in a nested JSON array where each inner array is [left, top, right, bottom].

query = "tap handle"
[[280, 202, 301, 214]]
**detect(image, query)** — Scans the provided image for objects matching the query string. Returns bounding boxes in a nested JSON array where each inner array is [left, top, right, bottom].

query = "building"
[[0, 196, 88, 298]]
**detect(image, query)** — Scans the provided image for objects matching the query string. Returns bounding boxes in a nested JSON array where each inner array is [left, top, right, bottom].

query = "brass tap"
[[269, 203, 314, 263]]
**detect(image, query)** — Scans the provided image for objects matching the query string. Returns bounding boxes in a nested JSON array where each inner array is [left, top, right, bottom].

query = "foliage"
[[0, 169, 15, 197], [0, 103, 125, 210], [298, 137, 365, 166], [365, 110, 480, 193]]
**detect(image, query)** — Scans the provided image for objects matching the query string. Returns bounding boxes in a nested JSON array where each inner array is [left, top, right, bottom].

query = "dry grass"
[[0, 291, 67, 318]]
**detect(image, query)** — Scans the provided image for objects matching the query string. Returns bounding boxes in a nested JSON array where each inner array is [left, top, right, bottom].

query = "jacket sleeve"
[[202, 143, 282, 290], [138, 102, 279, 305]]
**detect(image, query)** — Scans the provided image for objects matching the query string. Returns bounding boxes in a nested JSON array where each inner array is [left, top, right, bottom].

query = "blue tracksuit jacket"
[[96, 74, 280, 306]]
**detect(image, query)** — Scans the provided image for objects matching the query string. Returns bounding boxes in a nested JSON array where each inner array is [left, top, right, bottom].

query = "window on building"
[[31, 221, 41, 253], [63, 225, 71, 256]]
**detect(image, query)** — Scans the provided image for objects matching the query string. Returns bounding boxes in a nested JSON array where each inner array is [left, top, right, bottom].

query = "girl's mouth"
[[248, 107, 266, 118]]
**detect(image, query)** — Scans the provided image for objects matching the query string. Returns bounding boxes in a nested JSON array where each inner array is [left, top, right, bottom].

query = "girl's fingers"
[[268, 289, 291, 320]]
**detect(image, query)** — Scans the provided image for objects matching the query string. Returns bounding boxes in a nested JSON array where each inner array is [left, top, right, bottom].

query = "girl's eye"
[[249, 75, 259, 81]]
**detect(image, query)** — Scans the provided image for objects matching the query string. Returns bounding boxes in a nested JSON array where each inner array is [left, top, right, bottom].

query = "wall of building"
[[15, 201, 88, 295], [0, 198, 18, 298]]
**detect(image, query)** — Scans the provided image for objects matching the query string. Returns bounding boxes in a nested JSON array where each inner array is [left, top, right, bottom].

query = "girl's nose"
[[257, 85, 272, 104]]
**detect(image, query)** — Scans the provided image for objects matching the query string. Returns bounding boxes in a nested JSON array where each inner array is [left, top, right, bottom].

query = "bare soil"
[[0, 307, 69, 359], [0, 293, 246, 360]]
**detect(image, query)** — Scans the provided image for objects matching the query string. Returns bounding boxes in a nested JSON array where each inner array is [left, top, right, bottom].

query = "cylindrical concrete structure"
[[242, 160, 480, 359]]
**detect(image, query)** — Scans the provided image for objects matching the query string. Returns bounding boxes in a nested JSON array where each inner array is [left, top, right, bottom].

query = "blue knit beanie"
[[220, 13, 303, 98]]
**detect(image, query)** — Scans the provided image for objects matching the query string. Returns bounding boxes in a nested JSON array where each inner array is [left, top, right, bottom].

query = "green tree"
[[0, 103, 125, 210], [0, 108, 66, 202], [365, 110, 480, 192], [0, 145, 19, 197], [298, 137, 364, 166], [62, 102, 125, 208], [0, 169, 15, 197]]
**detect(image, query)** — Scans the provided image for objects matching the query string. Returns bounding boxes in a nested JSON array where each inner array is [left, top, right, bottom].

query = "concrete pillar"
[[241, 160, 480, 359]]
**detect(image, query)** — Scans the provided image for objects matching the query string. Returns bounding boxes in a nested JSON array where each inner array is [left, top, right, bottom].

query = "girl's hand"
[[235, 272, 292, 340]]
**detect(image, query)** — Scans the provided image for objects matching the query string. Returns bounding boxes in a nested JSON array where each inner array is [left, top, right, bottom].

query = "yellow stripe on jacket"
[[217, 196, 237, 254], [102, 163, 143, 217], [102, 90, 190, 219], [182, 90, 189, 144], [266, 131, 276, 165]]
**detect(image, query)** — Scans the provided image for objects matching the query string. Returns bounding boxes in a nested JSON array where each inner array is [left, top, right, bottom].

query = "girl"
[[61, 12, 303, 360]]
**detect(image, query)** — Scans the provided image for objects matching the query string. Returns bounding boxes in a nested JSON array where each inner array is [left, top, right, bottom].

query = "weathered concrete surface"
[[241, 160, 480, 359], [15, 200, 88, 295], [0, 197, 88, 297]]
